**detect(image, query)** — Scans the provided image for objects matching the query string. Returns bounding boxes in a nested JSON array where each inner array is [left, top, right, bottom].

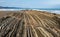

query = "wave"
[[0, 9, 60, 14]]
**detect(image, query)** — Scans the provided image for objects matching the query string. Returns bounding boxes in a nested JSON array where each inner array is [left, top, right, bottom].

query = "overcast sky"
[[0, 0, 60, 8]]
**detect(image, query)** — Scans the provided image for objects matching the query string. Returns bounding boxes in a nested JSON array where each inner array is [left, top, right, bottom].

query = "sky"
[[0, 0, 60, 8]]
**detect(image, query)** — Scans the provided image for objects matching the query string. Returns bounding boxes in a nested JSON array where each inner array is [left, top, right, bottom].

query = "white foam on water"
[[0, 9, 25, 11], [0, 9, 60, 14], [32, 9, 60, 14]]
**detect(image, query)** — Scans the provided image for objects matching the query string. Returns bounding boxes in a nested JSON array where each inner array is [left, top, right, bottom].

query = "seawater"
[[0, 9, 60, 14]]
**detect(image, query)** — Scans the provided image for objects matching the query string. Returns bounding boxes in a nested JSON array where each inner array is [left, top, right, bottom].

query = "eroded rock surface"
[[0, 10, 60, 37]]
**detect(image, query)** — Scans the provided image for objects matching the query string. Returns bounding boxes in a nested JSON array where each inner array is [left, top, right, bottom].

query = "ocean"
[[0, 9, 60, 14]]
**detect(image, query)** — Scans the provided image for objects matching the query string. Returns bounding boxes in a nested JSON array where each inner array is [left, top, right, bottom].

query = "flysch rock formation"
[[0, 10, 60, 37]]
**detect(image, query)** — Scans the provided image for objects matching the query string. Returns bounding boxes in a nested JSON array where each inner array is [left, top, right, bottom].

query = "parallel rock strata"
[[0, 10, 60, 37]]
